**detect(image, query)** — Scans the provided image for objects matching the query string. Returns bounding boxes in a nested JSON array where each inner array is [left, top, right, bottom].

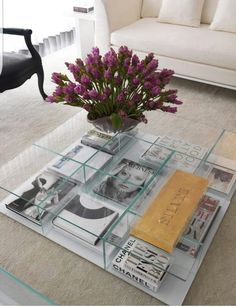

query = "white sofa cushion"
[[158, 0, 205, 27], [141, 0, 162, 18], [210, 0, 236, 33], [201, 0, 219, 24], [110, 18, 236, 70]]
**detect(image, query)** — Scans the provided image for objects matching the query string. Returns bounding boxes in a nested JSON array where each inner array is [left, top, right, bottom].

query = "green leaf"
[[110, 113, 122, 130]]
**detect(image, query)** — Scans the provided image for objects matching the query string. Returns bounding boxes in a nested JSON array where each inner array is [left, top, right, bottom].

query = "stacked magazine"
[[176, 193, 221, 257], [48, 141, 112, 183], [52, 193, 119, 246], [140, 136, 207, 173], [112, 237, 172, 292], [5, 171, 75, 225], [81, 128, 137, 154]]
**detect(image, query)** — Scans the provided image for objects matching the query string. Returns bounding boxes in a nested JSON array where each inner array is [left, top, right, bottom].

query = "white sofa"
[[94, 0, 236, 89]]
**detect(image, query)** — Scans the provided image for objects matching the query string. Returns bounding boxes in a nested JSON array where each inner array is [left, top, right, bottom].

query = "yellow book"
[[130, 170, 209, 253]]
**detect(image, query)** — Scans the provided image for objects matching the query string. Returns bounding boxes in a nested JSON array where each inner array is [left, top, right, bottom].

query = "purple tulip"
[[63, 83, 76, 95], [81, 74, 91, 86], [100, 93, 108, 101], [83, 103, 92, 111], [104, 87, 112, 97], [91, 67, 101, 79], [132, 93, 141, 103], [83, 92, 90, 99], [114, 76, 122, 86], [173, 99, 183, 105], [53, 86, 63, 96], [74, 84, 86, 95], [132, 78, 140, 86], [132, 54, 139, 66], [136, 62, 144, 73], [51, 72, 63, 84], [92, 47, 100, 57], [104, 69, 113, 80], [144, 81, 153, 90], [117, 92, 125, 103], [128, 66, 135, 75], [151, 86, 161, 96], [162, 106, 177, 113], [75, 58, 84, 67], [64, 94, 75, 103], [46, 95, 55, 103], [88, 89, 99, 100], [145, 53, 154, 64]]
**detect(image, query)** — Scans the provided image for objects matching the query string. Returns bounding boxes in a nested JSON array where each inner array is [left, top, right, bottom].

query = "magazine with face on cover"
[[93, 158, 155, 207], [52, 193, 119, 245], [176, 193, 221, 257], [48, 141, 112, 183], [5, 171, 75, 225]]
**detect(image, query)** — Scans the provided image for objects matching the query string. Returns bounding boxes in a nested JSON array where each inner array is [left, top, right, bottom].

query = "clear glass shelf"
[[0, 109, 235, 304], [0, 266, 54, 305]]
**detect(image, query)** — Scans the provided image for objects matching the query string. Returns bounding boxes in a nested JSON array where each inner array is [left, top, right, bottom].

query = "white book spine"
[[112, 255, 159, 292], [112, 238, 171, 292], [124, 255, 163, 286]]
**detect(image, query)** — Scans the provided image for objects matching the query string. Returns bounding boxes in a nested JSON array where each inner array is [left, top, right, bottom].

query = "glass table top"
[[0, 109, 235, 304]]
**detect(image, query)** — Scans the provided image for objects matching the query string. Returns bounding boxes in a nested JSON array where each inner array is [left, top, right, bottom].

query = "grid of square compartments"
[[0, 110, 235, 305]]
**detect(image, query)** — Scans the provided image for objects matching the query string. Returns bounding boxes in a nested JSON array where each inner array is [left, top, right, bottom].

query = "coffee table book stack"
[[0, 110, 235, 305]]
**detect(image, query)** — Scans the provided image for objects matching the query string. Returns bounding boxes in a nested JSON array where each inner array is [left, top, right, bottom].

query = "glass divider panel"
[[0, 267, 55, 305]]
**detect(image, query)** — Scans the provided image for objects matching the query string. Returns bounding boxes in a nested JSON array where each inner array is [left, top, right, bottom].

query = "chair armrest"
[[3, 28, 32, 36], [94, 0, 142, 54], [2, 28, 41, 62]]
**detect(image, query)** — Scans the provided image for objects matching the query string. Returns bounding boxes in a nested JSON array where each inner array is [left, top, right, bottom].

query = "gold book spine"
[[131, 170, 209, 253]]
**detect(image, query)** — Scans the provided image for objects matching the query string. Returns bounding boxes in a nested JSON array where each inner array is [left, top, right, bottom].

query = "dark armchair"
[[0, 28, 47, 99]]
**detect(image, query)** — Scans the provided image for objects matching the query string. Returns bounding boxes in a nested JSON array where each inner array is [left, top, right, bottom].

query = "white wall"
[[2, 0, 78, 51]]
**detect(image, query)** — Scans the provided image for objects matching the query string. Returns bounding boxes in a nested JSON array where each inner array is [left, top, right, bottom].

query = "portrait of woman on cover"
[[94, 158, 153, 206]]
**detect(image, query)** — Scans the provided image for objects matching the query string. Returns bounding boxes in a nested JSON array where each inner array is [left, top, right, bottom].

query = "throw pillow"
[[210, 0, 236, 33], [158, 0, 205, 27]]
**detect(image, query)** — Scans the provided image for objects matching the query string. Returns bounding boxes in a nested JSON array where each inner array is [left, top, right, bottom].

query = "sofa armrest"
[[95, 0, 142, 54]]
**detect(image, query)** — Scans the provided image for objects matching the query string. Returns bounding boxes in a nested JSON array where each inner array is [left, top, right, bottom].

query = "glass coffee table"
[[0, 109, 235, 305]]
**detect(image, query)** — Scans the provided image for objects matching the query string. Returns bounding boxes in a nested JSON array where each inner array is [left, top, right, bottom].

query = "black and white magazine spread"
[[176, 193, 221, 257], [93, 158, 154, 206], [154, 135, 207, 173], [5, 171, 75, 225], [48, 141, 112, 183], [52, 193, 119, 245]]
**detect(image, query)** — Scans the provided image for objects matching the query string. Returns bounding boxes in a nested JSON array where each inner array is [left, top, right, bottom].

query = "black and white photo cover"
[[5, 171, 75, 224], [93, 158, 154, 206], [206, 165, 236, 194], [53, 194, 119, 245]]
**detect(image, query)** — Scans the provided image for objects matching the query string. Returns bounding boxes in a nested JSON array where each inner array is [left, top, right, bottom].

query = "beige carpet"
[[0, 45, 236, 305]]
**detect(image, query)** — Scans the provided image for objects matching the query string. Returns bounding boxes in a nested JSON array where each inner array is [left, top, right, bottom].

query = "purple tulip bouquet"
[[47, 46, 182, 129]]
